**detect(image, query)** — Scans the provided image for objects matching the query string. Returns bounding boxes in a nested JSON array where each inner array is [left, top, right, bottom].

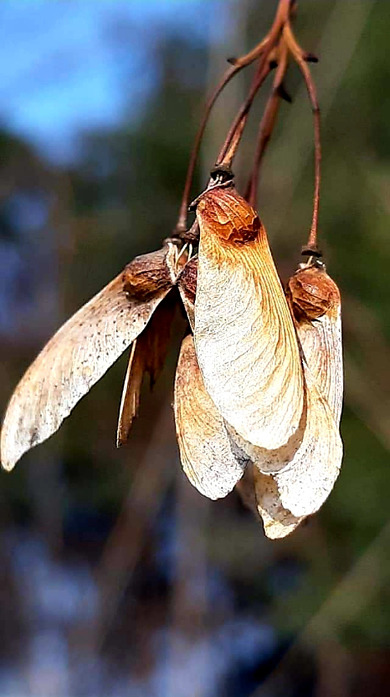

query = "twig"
[[245, 38, 290, 207], [283, 20, 322, 255]]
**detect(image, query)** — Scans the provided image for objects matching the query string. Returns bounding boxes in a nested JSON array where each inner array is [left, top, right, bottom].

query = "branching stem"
[[175, 0, 292, 235]]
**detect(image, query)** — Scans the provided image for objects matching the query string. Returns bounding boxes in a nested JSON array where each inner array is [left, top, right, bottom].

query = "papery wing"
[[194, 186, 304, 450], [1, 246, 176, 470], [178, 256, 197, 331], [174, 334, 248, 500], [271, 365, 343, 517], [253, 467, 304, 539], [226, 411, 306, 474], [287, 263, 343, 424], [116, 341, 142, 448], [296, 307, 343, 424], [116, 294, 176, 447]]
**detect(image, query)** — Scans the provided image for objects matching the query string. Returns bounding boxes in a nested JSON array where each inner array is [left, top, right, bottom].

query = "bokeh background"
[[0, 1, 389, 696]]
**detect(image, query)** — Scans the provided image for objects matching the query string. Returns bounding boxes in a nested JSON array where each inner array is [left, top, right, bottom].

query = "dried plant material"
[[287, 260, 343, 424], [1, 245, 177, 471], [270, 366, 343, 517], [177, 256, 198, 331], [251, 365, 342, 531], [122, 244, 177, 299], [174, 334, 248, 500], [194, 184, 304, 450], [248, 262, 343, 534], [252, 467, 304, 539], [226, 411, 306, 474], [117, 341, 142, 448], [116, 295, 176, 447], [235, 464, 303, 539], [177, 252, 307, 476]]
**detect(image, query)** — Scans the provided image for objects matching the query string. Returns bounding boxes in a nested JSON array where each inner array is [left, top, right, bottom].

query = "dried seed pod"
[[123, 244, 176, 299], [287, 259, 343, 424], [194, 185, 304, 450], [174, 334, 248, 500], [116, 295, 176, 447], [1, 244, 178, 471]]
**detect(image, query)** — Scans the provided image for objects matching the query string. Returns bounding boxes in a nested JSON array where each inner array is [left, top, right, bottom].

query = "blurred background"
[[0, 1, 389, 695]]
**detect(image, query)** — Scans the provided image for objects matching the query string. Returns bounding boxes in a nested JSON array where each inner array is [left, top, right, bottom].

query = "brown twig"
[[175, 65, 245, 235], [216, 0, 291, 170], [175, 0, 292, 235], [216, 57, 274, 170], [245, 38, 290, 207], [283, 20, 322, 255], [175, 22, 275, 235]]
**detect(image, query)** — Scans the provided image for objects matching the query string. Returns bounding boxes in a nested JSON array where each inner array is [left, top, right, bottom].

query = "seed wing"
[[253, 265, 344, 530], [271, 365, 343, 517], [194, 186, 304, 450], [116, 294, 176, 447], [287, 263, 343, 424], [253, 468, 304, 539], [1, 247, 175, 470], [178, 256, 197, 331], [174, 334, 248, 500], [297, 307, 343, 425]]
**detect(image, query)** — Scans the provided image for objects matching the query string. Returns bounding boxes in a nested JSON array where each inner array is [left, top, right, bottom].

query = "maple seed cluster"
[[0, 0, 343, 539]]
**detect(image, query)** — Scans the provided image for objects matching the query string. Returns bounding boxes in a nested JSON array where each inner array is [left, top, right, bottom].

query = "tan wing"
[[271, 365, 343, 517], [194, 185, 304, 450], [253, 467, 304, 539], [116, 341, 142, 448], [235, 464, 303, 539], [287, 261, 343, 424], [178, 256, 197, 331], [239, 264, 343, 529], [116, 294, 176, 447], [174, 334, 248, 500], [1, 246, 176, 471], [226, 410, 306, 474]]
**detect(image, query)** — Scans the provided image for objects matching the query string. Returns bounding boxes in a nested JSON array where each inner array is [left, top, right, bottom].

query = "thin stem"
[[283, 20, 321, 252], [175, 1, 290, 235], [175, 64, 240, 234], [216, 57, 273, 169], [175, 0, 293, 234], [216, 0, 291, 169], [246, 39, 289, 207]]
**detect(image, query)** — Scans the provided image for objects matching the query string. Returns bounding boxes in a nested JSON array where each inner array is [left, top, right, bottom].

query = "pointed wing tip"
[[115, 434, 127, 448], [262, 521, 301, 540], [1, 459, 16, 473], [0, 426, 18, 471], [0, 441, 18, 472]]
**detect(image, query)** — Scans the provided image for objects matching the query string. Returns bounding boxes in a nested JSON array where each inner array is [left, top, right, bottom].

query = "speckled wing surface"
[[174, 334, 248, 500], [194, 185, 304, 450], [1, 245, 177, 471]]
